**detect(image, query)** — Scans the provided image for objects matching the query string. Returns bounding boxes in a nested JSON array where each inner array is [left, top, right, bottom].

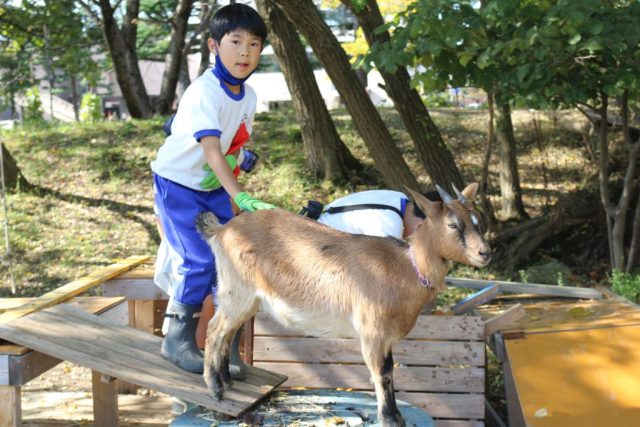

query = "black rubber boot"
[[161, 301, 204, 373], [229, 325, 248, 380]]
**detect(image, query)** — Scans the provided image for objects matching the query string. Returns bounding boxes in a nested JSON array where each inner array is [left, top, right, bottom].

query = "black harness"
[[299, 200, 403, 220]]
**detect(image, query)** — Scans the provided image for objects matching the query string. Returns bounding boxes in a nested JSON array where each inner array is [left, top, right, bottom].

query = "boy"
[[151, 3, 274, 376]]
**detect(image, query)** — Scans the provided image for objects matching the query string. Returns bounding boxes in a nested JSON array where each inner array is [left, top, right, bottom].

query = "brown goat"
[[196, 183, 491, 427]]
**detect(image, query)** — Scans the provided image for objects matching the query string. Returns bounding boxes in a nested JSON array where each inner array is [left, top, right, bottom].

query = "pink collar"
[[409, 246, 431, 288]]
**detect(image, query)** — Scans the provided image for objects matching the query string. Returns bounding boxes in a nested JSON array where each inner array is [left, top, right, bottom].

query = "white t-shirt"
[[151, 69, 256, 190], [317, 190, 409, 238]]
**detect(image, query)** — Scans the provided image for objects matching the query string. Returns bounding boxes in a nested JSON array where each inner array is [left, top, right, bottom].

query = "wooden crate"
[[102, 264, 486, 425], [253, 311, 485, 427]]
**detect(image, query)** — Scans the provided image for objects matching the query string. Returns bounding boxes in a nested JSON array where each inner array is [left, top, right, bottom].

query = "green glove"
[[201, 155, 238, 190], [234, 192, 277, 212]]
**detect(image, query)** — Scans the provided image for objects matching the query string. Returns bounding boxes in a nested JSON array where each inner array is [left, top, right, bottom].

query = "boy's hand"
[[233, 192, 277, 212], [201, 155, 237, 190]]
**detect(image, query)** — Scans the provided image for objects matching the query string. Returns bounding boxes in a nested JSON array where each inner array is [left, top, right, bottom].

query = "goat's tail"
[[196, 211, 223, 239]]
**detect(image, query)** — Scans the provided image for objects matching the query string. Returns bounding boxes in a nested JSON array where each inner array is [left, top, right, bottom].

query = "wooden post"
[[243, 317, 254, 365], [0, 385, 20, 427], [92, 370, 119, 427]]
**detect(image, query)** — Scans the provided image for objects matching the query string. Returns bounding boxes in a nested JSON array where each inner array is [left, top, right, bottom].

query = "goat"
[[196, 183, 491, 427]]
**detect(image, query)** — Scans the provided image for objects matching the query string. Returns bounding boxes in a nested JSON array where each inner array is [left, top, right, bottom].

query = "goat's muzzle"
[[469, 244, 492, 267]]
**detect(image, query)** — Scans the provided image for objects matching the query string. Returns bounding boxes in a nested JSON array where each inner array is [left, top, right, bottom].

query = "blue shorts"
[[153, 174, 234, 306]]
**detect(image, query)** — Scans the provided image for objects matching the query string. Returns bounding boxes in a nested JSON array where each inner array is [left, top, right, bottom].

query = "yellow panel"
[[482, 299, 640, 334], [506, 325, 640, 426]]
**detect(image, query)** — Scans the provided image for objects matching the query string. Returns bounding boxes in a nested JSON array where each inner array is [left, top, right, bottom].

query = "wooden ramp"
[[0, 303, 286, 418], [483, 299, 640, 426]]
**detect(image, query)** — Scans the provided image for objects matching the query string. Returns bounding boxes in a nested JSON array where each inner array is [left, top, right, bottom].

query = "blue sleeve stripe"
[[400, 197, 408, 216], [194, 129, 222, 142]]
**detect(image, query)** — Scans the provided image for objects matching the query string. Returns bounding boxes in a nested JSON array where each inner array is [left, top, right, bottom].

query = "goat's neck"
[[407, 238, 447, 290]]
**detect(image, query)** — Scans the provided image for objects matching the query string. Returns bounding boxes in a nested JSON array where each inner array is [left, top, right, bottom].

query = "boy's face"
[[208, 30, 262, 81]]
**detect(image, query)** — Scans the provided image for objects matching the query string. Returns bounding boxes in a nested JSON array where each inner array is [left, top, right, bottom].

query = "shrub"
[[611, 270, 640, 303], [79, 92, 103, 123], [23, 87, 44, 123]]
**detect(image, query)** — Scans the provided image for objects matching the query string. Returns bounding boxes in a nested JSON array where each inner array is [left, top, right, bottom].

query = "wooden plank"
[[92, 370, 119, 427], [505, 324, 640, 427], [0, 350, 62, 386], [102, 278, 168, 300], [0, 385, 20, 427], [0, 304, 285, 417], [254, 312, 485, 341], [395, 392, 484, 419], [253, 337, 485, 366], [0, 256, 149, 324], [484, 303, 525, 337], [0, 346, 29, 356], [243, 317, 254, 365], [254, 363, 484, 393], [109, 266, 154, 280], [446, 276, 603, 300], [451, 285, 501, 315], [133, 300, 155, 334], [0, 296, 125, 315]]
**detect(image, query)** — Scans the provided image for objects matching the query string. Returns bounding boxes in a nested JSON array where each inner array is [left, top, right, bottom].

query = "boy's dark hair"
[[209, 3, 268, 45], [412, 190, 441, 219]]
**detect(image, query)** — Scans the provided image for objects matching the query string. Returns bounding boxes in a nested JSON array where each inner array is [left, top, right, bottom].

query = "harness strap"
[[164, 312, 201, 320], [325, 203, 403, 218]]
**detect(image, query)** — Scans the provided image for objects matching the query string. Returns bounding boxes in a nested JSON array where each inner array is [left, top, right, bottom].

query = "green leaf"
[[458, 52, 474, 67], [584, 39, 603, 52], [517, 64, 531, 83], [568, 33, 582, 45]]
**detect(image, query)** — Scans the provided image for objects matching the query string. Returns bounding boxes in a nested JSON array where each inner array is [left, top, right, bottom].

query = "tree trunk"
[[272, 0, 419, 191], [155, 0, 194, 115], [98, 0, 152, 119], [495, 101, 528, 220], [343, 0, 464, 189], [198, 2, 216, 77], [492, 189, 600, 274], [1, 144, 30, 192], [70, 75, 79, 121], [480, 91, 498, 232], [256, 0, 361, 182]]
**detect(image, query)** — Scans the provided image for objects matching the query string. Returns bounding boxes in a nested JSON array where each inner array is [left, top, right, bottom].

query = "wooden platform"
[[0, 304, 286, 419], [481, 298, 640, 426], [104, 264, 486, 427], [0, 297, 128, 427]]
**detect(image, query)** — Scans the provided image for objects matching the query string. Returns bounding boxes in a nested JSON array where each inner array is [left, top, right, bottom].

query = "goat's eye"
[[448, 223, 459, 230]]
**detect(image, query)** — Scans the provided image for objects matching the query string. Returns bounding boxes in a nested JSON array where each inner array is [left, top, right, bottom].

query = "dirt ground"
[[21, 361, 176, 426]]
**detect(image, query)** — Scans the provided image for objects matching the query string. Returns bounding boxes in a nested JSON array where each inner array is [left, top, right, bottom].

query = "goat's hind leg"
[[203, 295, 258, 399], [360, 336, 405, 427], [203, 311, 233, 400]]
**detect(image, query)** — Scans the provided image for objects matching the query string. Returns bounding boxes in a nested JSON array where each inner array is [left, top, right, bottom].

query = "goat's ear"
[[461, 182, 479, 202], [406, 188, 440, 218]]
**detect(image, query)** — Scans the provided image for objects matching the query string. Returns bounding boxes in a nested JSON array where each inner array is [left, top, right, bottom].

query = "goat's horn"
[[436, 184, 454, 204], [452, 183, 467, 203]]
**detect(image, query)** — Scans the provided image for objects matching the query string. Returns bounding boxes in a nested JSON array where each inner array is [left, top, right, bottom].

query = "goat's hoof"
[[380, 412, 406, 427], [206, 372, 224, 401]]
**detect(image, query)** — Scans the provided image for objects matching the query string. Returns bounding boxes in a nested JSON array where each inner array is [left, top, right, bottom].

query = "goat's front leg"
[[360, 336, 405, 427]]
